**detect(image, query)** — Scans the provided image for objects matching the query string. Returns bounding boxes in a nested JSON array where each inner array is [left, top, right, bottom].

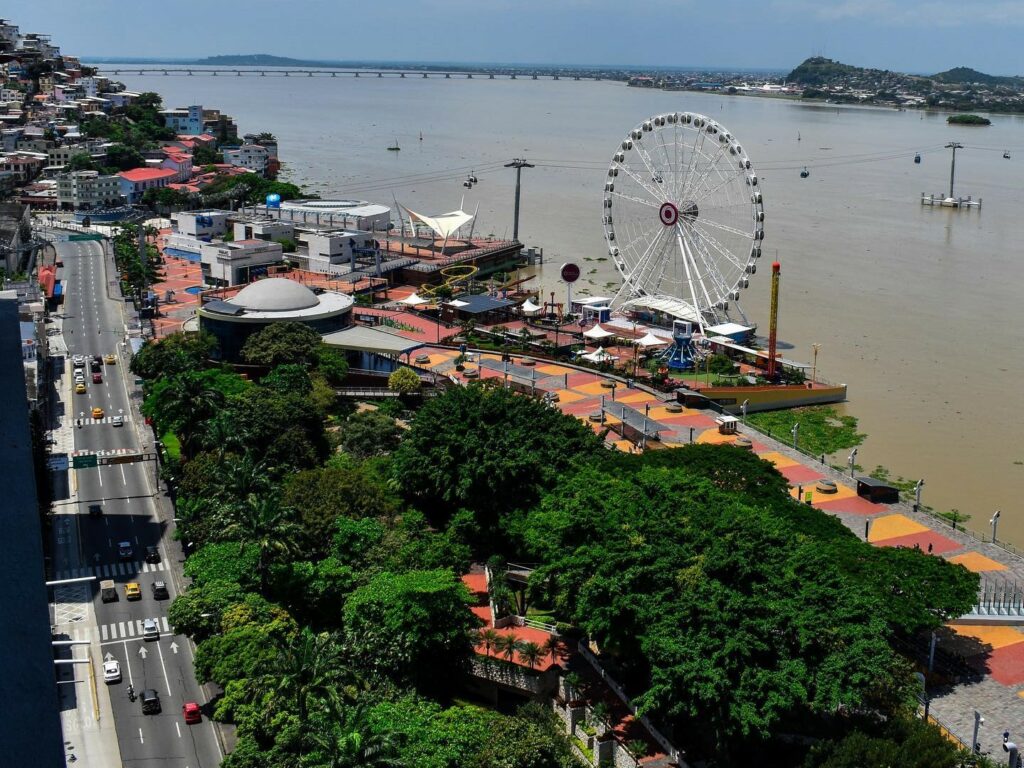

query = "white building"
[[172, 210, 231, 239], [57, 171, 123, 210], [233, 218, 294, 242], [300, 230, 377, 275], [160, 105, 203, 136], [199, 239, 284, 286], [222, 144, 269, 175]]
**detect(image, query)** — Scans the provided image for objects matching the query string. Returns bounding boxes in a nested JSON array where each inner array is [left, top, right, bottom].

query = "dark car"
[[151, 581, 169, 600], [140, 689, 161, 714], [144, 545, 161, 564], [88, 504, 102, 517]]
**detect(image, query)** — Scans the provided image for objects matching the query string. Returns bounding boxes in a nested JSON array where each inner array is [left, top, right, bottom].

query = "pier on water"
[[96, 67, 600, 81]]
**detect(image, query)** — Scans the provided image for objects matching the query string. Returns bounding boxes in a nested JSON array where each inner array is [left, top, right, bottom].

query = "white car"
[[103, 660, 121, 684], [142, 618, 159, 641], [72, 355, 85, 367], [74, 373, 85, 384], [111, 415, 124, 427]]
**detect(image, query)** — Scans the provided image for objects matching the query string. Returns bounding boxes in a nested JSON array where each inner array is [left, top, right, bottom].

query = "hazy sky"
[[11, 1, 1024, 74]]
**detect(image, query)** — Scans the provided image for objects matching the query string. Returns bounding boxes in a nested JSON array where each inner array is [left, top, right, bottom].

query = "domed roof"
[[230, 278, 319, 312]]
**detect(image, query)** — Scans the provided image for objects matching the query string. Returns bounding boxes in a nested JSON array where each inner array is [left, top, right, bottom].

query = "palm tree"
[[303, 703, 404, 768], [542, 635, 561, 668], [217, 452, 270, 501], [152, 373, 224, 459], [269, 630, 357, 723], [518, 641, 543, 671], [477, 628, 500, 659], [200, 414, 244, 460], [493, 634, 520, 664], [222, 492, 302, 589]]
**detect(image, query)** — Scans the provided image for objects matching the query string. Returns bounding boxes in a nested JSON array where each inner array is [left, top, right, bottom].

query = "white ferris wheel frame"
[[603, 112, 764, 330]]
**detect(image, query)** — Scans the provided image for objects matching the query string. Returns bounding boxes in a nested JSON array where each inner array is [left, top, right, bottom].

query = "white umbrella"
[[583, 324, 615, 340], [635, 332, 669, 347], [400, 292, 428, 306], [520, 298, 542, 314]]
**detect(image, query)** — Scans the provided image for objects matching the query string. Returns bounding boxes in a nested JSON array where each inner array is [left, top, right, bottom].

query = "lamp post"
[[973, 710, 984, 754], [811, 343, 821, 385], [991, 510, 1001, 544], [848, 448, 858, 478], [741, 399, 749, 424], [914, 479, 924, 512], [689, 426, 695, 444], [790, 422, 800, 450]]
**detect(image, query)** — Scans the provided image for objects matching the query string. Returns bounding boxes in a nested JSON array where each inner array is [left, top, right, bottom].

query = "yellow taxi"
[[124, 582, 141, 600], [75, 383, 87, 394], [104, 354, 116, 365], [91, 407, 105, 419]]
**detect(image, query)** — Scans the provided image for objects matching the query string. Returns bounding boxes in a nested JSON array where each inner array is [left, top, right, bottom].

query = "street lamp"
[[973, 710, 984, 754], [848, 448, 858, 477], [991, 510, 1001, 544], [790, 422, 800, 450], [741, 399, 749, 424], [811, 343, 821, 385], [914, 479, 925, 512]]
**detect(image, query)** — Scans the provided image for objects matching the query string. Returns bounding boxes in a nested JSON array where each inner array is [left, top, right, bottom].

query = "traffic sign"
[[560, 262, 581, 283], [47, 454, 69, 471], [72, 454, 98, 469]]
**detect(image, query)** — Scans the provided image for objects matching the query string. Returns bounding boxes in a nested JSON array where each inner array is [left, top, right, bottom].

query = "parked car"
[[151, 581, 169, 600], [140, 689, 161, 714], [142, 618, 159, 641], [182, 702, 202, 724], [103, 660, 121, 684]]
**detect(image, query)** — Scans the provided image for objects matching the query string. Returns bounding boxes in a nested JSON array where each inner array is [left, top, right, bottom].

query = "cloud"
[[773, 0, 1024, 26]]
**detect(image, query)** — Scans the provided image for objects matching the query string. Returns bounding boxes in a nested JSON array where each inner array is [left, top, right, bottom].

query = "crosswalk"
[[73, 416, 131, 426], [62, 616, 172, 643], [55, 560, 166, 580]]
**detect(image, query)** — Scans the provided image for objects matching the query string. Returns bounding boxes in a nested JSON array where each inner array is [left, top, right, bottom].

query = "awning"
[[403, 206, 474, 239], [520, 299, 542, 314], [583, 324, 615, 340], [446, 299, 470, 308], [322, 326, 424, 356], [399, 292, 428, 306], [635, 332, 668, 347], [581, 346, 617, 362]]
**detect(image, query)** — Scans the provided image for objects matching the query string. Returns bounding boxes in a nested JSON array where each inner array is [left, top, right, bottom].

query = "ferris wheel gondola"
[[603, 112, 763, 330]]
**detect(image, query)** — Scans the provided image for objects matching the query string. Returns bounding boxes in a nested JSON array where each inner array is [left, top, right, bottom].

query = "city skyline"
[[13, 0, 1024, 75]]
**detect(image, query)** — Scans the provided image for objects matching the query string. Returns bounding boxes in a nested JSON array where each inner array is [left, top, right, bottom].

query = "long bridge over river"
[[97, 67, 611, 81]]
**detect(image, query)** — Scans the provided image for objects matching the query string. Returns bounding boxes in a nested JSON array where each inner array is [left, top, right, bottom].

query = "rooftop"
[[118, 167, 177, 183]]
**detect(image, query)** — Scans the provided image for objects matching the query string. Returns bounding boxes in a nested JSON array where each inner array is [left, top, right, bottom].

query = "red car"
[[182, 701, 202, 724], [92, 372, 102, 383]]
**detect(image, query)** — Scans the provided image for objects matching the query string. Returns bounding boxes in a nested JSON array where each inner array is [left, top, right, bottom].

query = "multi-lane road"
[[50, 233, 222, 767]]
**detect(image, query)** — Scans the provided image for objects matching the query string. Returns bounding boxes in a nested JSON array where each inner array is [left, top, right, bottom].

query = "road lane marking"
[[162, 617, 170, 633], [176, 722, 181, 739], [120, 465, 127, 485], [156, 637, 172, 697], [139, 728, 144, 744], [101, 624, 108, 641]]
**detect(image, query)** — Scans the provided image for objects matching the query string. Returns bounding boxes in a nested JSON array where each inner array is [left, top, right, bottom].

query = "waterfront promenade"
[[400, 344, 1024, 756]]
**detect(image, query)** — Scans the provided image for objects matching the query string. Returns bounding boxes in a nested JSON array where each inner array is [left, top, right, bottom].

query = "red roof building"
[[118, 167, 178, 202]]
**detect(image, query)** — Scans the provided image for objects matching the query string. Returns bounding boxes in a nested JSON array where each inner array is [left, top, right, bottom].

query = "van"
[[100, 580, 118, 602]]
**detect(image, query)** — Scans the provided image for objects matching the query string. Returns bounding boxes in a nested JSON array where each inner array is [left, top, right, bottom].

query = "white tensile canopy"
[[583, 324, 615, 340], [581, 346, 616, 362], [404, 206, 475, 239], [400, 292, 428, 306], [635, 332, 669, 347], [520, 299, 542, 314], [446, 298, 470, 308]]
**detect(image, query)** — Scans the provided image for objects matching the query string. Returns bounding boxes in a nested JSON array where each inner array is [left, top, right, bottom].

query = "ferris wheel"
[[603, 112, 764, 329]]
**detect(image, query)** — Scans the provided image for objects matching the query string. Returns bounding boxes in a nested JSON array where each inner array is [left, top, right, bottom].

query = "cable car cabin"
[[800, 167, 810, 178], [716, 415, 739, 435], [855, 476, 899, 504], [914, 154, 921, 164]]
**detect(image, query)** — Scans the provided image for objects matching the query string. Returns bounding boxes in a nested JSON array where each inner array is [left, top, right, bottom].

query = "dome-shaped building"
[[197, 277, 354, 361]]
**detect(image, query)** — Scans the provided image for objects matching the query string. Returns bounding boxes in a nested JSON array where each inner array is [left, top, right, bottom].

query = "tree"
[[541, 635, 561, 668], [242, 321, 323, 367], [387, 367, 421, 394], [302, 704, 405, 768], [493, 634, 520, 664], [390, 385, 603, 543], [222, 493, 303, 589], [228, 387, 330, 470], [262, 363, 313, 396], [183, 541, 261, 589], [168, 579, 247, 639], [315, 348, 349, 385], [477, 628, 500, 662], [142, 370, 229, 458], [268, 629, 357, 722], [104, 143, 147, 171], [517, 640, 543, 670], [343, 569, 475, 691], [339, 410, 402, 459], [65, 152, 97, 172], [131, 331, 218, 380]]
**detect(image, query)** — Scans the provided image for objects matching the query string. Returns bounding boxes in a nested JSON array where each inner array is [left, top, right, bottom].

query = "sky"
[[11, 0, 1024, 75]]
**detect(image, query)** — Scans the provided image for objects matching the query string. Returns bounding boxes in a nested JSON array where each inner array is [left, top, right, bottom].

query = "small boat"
[[799, 167, 810, 179], [914, 153, 921, 164], [387, 139, 400, 151], [1004, 151, 1012, 159], [419, 131, 423, 141], [797, 131, 801, 142]]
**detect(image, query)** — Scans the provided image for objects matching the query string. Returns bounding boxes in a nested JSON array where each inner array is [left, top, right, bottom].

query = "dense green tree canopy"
[[131, 331, 219, 380], [241, 321, 323, 367], [338, 410, 402, 460]]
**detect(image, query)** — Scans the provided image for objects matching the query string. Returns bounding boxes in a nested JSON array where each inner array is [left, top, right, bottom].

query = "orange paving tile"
[[573, 380, 617, 395], [949, 624, 1024, 651], [788, 479, 858, 503], [947, 552, 1009, 573], [616, 391, 660, 405], [554, 389, 588, 404], [757, 451, 800, 469], [536, 364, 572, 375], [867, 514, 929, 543], [697, 430, 739, 445]]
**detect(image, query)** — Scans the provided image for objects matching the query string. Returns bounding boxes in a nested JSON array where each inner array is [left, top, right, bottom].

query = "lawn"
[[160, 431, 181, 460], [747, 406, 865, 456]]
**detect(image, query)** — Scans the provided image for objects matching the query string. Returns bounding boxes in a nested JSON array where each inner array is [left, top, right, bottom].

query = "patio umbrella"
[[583, 324, 615, 340]]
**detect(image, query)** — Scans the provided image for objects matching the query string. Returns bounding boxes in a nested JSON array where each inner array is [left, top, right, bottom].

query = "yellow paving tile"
[[949, 624, 1024, 650], [616, 392, 659, 404], [613, 439, 637, 453], [426, 353, 456, 368], [756, 451, 800, 469], [645, 406, 688, 420], [697, 430, 738, 445], [867, 514, 929, 543], [789, 481, 858, 502], [947, 552, 1009, 573], [554, 389, 587, 404], [536, 364, 572, 375], [574, 380, 615, 395]]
